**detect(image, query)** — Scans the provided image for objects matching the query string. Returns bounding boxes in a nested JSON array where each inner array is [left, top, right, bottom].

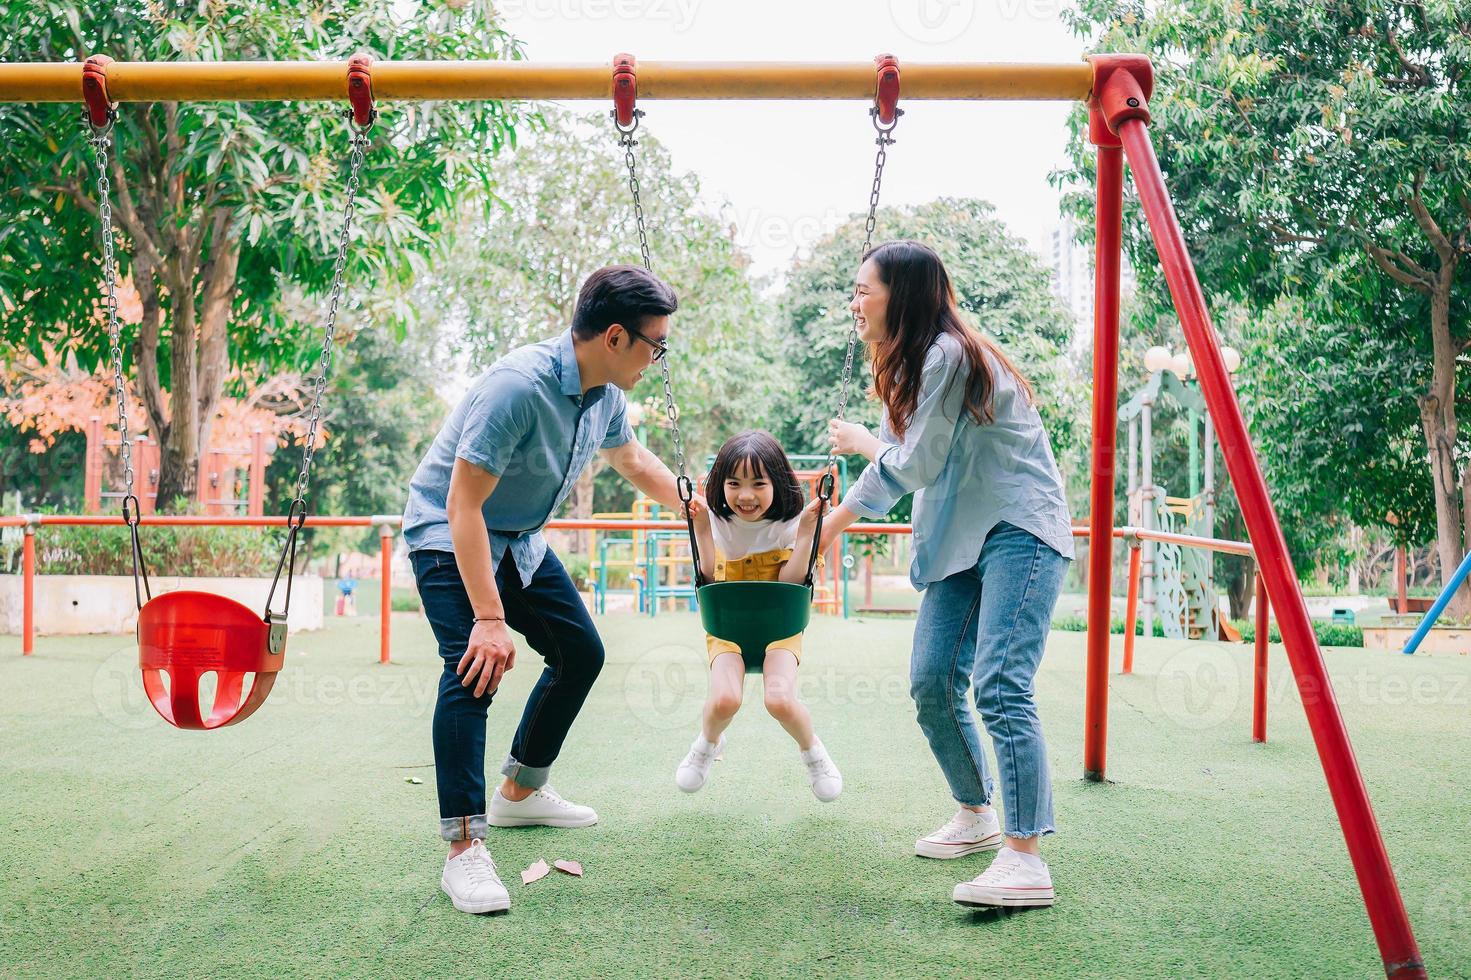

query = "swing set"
[[0, 54, 1425, 977]]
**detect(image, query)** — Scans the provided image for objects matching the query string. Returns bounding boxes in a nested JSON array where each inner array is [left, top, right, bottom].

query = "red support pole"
[[1253, 571, 1269, 743], [22, 525, 35, 655], [85, 416, 103, 514], [1122, 542, 1142, 674], [1082, 99, 1125, 782], [379, 523, 392, 665], [1094, 53, 1425, 977], [1394, 545, 1408, 614], [248, 429, 265, 517]]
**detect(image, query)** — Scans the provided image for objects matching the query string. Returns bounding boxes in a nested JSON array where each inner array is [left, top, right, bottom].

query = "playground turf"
[[1, 612, 1467, 978]]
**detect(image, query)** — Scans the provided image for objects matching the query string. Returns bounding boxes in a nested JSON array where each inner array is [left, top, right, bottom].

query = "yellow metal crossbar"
[[0, 60, 1094, 104]]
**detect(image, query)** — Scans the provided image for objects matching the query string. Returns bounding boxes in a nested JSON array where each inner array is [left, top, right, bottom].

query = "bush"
[[31, 522, 287, 577], [1233, 618, 1363, 648], [390, 590, 422, 613], [1051, 614, 1164, 636], [1051, 614, 1363, 648]]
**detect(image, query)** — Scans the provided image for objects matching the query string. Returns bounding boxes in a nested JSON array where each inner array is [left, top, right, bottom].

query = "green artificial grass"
[[1, 613, 1467, 978]]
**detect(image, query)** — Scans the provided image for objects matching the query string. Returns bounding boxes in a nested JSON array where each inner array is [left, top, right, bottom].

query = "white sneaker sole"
[[486, 811, 598, 829], [915, 832, 1003, 859], [952, 884, 1055, 908], [675, 772, 708, 793], [441, 876, 511, 914]]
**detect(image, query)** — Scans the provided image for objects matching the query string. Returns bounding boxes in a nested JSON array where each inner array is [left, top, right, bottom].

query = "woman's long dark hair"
[[862, 240, 1034, 439], [705, 430, 804, 522]]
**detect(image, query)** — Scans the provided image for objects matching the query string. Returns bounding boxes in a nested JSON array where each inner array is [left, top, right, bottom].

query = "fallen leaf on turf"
[[521, 859, 551, 885], [554, 860, 583, 877]]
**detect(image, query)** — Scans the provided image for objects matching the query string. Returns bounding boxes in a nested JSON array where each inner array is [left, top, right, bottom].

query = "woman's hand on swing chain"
[[459, 620, 516, 698], [829, 418, 877, 458]]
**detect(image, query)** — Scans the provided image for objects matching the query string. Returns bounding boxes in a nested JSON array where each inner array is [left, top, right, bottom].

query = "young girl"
[[675, 430, 843, 801]]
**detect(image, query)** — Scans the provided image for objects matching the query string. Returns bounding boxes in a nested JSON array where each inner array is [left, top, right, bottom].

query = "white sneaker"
[[441, 839, 511, 914], [675, 733, 725, 793], [487, 785, 599, 828], [800, 739, 843, 802], [952, 847, 1055, 908], [915, 807, 1003, 859]]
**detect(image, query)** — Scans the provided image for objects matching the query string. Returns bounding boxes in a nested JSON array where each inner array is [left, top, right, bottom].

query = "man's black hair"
[[571, 264, 678, 340]]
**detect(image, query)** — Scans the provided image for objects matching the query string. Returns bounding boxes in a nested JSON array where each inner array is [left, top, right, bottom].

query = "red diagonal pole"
[[1083, 97, 1125, 782], [1091, 54, 1424, 980]]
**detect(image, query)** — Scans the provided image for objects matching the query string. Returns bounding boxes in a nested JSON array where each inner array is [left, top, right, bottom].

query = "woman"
[[820, 240, 1074, 909]]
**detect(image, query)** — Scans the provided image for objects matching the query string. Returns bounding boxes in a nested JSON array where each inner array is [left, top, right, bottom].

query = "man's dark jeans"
[[411, 548, 604, 841]]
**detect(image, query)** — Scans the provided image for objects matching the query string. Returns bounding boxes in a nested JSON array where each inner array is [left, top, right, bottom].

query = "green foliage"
[[260, 323, 447, 554], [0, 1, 528, 501], [1057, 0, 1471, 558], [389, 590, 422, 613], [418, 111, 786, 475], [29, 520, 285, 577], [774, 199, 1087, 524], [1051, 613, 1167, 636], [1233, 617, 1364, 649]]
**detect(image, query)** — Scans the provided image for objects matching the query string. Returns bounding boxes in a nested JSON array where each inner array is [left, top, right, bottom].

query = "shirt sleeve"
[[842, 341, 965, 519], [454, 370, 537, 477], [601, 389, 635, 450]]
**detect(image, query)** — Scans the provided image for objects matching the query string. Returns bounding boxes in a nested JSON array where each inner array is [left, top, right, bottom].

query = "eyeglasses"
[[625, 326, 669, 362]]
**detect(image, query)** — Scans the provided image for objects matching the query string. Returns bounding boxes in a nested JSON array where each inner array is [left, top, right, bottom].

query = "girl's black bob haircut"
[[705, 430, 805, 523]]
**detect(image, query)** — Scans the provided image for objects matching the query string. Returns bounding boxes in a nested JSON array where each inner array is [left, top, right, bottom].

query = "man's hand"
[[459, 620, 517, 698], [797, 495, 826, 537], [686, 492, 711, 530]]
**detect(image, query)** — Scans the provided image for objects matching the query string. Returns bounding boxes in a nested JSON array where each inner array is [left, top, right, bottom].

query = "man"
[[402, 265, 697, 914]]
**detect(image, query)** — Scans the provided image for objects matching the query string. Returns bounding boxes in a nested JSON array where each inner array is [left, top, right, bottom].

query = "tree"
[[775, 198, 1087, 514], [0, 1, 527, 507], [261, 319, 449, 557], [1058, 0, 1471, 609], [410, 111, 787, 537]]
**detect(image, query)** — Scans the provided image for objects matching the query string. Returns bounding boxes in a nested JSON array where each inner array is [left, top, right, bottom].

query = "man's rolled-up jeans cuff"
[[440, 814, 489, 842], [500, 753, 552, 790]]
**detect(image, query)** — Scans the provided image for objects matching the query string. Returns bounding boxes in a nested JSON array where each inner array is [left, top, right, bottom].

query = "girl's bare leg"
[[761, 648, 815, 749]]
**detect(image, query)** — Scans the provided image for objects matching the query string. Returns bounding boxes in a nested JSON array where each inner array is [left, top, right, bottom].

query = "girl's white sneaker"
[[675, 733, 725, 793], [952, 847, 1055, 908], [915, 807, 1004, 859], [800, 739, 843, 802], [441, 839, 511, 914]]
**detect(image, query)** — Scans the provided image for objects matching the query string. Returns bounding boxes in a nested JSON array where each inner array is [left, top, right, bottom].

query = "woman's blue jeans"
[[910, 522, 1069, 839]]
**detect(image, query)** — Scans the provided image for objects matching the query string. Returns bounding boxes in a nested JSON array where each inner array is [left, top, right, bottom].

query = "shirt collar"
[[555, 328, 588, 399]]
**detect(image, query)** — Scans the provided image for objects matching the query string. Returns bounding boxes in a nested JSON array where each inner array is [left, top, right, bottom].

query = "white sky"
[[495, 0, 1088, 276]]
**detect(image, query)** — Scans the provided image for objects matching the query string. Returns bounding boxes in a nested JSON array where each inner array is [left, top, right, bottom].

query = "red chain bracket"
[[612, 53, 637, 128], [347, 53, 375, 127], [1088, 54, 1153, 138], [873, 53, 900, 127], [81, 54, 114, 127]]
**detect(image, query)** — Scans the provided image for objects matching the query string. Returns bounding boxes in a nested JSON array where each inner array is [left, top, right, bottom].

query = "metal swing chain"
[[84, 109, 153, 609], [805, 105, 901, 589], [264, 111, 375, 623], [614, 109, 704, 583], [820, 105, 901, 487]]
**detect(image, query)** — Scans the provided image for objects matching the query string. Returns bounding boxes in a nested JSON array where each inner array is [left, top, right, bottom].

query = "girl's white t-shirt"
[[710, 513, 800, 561]]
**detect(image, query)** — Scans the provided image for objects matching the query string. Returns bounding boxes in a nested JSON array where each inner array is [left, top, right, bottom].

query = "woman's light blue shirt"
[[843, 331, 1075, 591]]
